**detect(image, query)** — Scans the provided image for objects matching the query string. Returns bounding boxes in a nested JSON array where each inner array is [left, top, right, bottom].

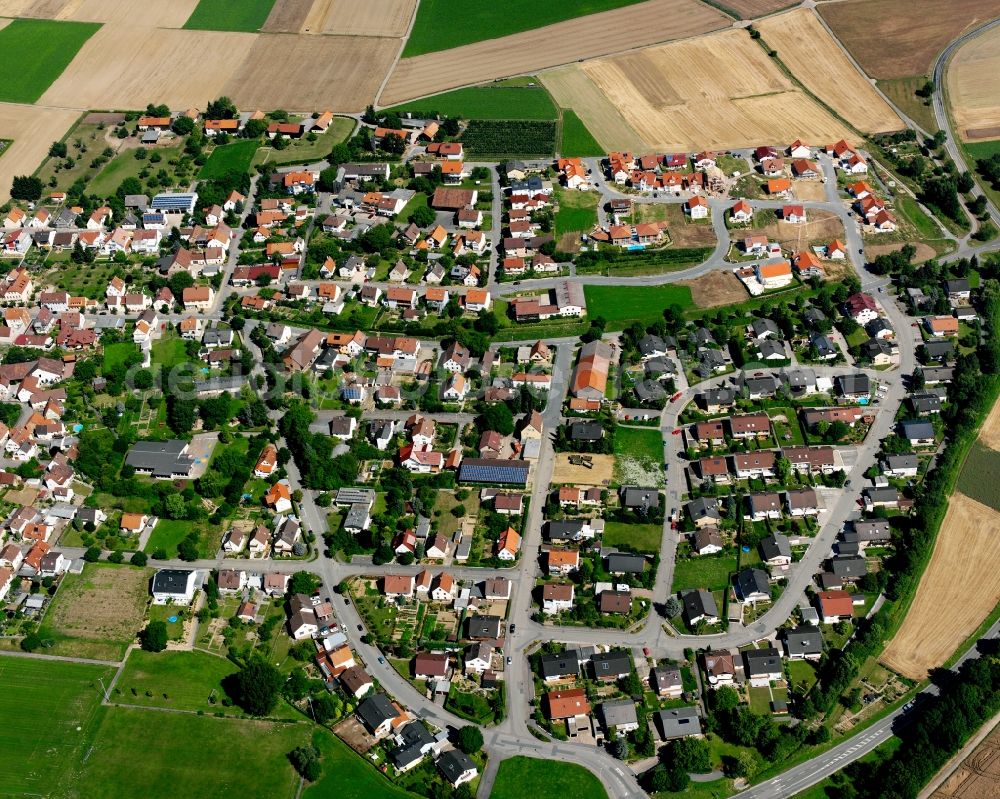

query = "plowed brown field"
[[757, 9, 902, 133], [719, 0, 795, 17], [881, 492, 1000, 680], [819, 0, 1000, 79], [379, 0, 728, 105]]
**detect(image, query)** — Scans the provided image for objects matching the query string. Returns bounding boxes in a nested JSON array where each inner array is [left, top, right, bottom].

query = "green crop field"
[[183, 0, 277, 32], [403, 0, 644, 56], [199, 140, 259, 179], [388, 82, 557, 120], [490, 756, 608, 799], [116, 650, 238, 713], [560, 110, 604, 157], [603, 521, 662, 554], [0, 19, 100, 103], [0, 657, 114, 796], [583, 284, 695, 326], [67, 708, 308, 799], [555, 187, 599, 236], [965, 140, 1000, 161], [956, 441, 1000, 512], [672, 552, 738, 592]]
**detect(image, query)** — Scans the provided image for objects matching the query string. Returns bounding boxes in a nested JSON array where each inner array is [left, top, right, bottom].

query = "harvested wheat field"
[[0, 0, 35, 15], [0, 102, 79, 203], [819, 0, 1000, 79], [757, 9, 902, 133], [0, 16, 10, 29], [224, 34, 398, 112], [305, 0, 415, 36], [681, 270, 748, 308], [261, 0, 312, 32], [948, 26, 1000, 142], [881, 492, 1000, 680], [542, 66, 647, 151], [551, 453, 615, 486], [929, 723, 1000, 799], [379, 0, 728, 105], [719, 0, 795, 17], [574, 28, 851, 151], [977, 392, 1000, 452], [56, 0, 198, 26], [39, 25, 255, 109]]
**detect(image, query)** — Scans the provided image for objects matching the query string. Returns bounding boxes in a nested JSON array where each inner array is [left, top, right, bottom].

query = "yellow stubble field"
[[303, 0, 415, 37], [0, 103, 80, 203], [947, 24, 1000, 141]]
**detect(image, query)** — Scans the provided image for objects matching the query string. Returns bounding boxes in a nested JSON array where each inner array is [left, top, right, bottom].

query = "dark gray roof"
[[568, 421, 604, 441], [735, 568, 770, 600], [621, 486, 660, 511], [591, 651, 631, 678], [638, 335, 667, 356], [687, 497, 720, 522], [547, 520, 588, 541], [152, 569, 194, 595], [884, 454, 919, 472], [830, 555, 867, 579], [756, 340, 786, 359], [356, 694, 397, 731], [466, 615, 502, 639], [900, 419, 935, 439], [655, 706, 702, 739], [742, 647, 782, 676], [759, 533, 791, 561], [782, 627, 822, 657], [752, 318, 780, 338], [852, 520, 892, 541], [910, 392, 941, 413], [600, 699, 638, 729], [744, 375, 780, 395], [682, 589, 718, 622], [836, 373, 870, 396], [606, 552, 646, 574], [438, 750, 476, 783], [699, 387, 736, 407], [540, 651, 579, 679], [922, 340, 955, 360], [125, 439, 194, 478]]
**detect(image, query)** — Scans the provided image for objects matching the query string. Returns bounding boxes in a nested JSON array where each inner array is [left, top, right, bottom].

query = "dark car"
[[356, 624, 363, 632]]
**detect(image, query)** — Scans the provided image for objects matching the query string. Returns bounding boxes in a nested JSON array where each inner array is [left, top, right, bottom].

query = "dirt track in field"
[[223, 33, 399, 112], [947, 25, 1000, 142], [819, 0, 1000, 79], [880, 492, 1000, 680], [39, 25, 256, 109], [757, 9, 902, 133], [0, 102, 80, 203], [571, 28, 850, 151], [379, 0, 729, 105]]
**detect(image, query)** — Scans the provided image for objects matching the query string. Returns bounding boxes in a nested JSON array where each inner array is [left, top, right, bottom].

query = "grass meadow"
[[560, 109, 604, 157], [183, 0, 277, 32], [199, 139, 260, 179], [956, 440, 1000, 512], [0, 19, 100, 103], [672, 550, 739, 592], [490, 756, 608, 799], [583, 284, 695, 326]]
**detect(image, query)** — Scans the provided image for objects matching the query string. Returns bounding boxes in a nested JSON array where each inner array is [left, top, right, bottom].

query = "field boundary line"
[[0, 649, 121, 666]]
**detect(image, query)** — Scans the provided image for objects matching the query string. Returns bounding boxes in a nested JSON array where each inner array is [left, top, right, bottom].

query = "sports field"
[[0, 18, 100, 103], [490, 756, 608, 799], [881, 492, 1000, 680], [560, 110, 604, 157], [402, 0, 647, 56], [570, 28, 851, 150], [184, 0, 278, 31], [380, 0, 728, 106], [0, 657, 114, 797], [818, 0, 1000, 79], [199, 139, 260, 179], [583, 284, 695, 325], [37, 562, 150, 661], [947, 24, 1000, 142], [756, 10, 902, 133], [68, 708, 309, 799], [116, 650, 238, 713], [387, 82, 558, 120]]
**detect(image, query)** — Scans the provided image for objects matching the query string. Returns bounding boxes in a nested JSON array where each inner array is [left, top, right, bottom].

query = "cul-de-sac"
[[1, 1, 1000, 798]]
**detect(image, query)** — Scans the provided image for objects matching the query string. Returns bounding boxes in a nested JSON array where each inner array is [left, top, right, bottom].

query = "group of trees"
[[279, 401, 360, 490]]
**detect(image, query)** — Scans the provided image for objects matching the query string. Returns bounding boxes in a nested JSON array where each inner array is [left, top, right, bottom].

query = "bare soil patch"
[[224, 33, 398, 112], [866, 241, 937, 264], [881, 492, 1000, 680], [379, 0, 728, 105], [0, 0, 36, 15], [819, 0, 1000, 79], [756, 209, 845, 249], [757, 9, 902, 133], [0, 102, 79, 203], [947, 25, 1000, 142], [681, 270, 747, 308], [39, 25, 256, 109], [41, 564, 149, 660], [574, 28, 851, 151], [551, 453, 615, 485], [309, 0, 415, 36], [261, 0, 312, 32], [789, 180, 827, 202]]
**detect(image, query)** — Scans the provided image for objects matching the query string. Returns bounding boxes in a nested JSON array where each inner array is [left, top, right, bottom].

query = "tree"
[[290, 571, 321, 595], [49, 141, 68, 158], [165, 493, 187, 519], [231, 657, 283, 716], [206, 96, 238, 119], [380, 132, 406, 155], [410, 204, 436, 227], [667, 737, 712, 773], [455, 725, 484, 754], [11, 175, 43, 201], [288, 744, 322, 781], [139, 621, 168, 652], [243, 118, 268, 139], [663, 596, 682, 618], [172, 116, 195, 135], [649, 763, 689, 792], [130, 551, 148, 567], [478, 403, 514, 435], [83, 546, 101, 562], [608, 738, 629, 759]]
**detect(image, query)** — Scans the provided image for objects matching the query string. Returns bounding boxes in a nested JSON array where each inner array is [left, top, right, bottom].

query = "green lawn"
[[304, 729, 419, 799], [672, 552, 738, 592], [490, 756, 608, 799], [0, 658, 115, 796], [786, 659, 818, 691], [151, 335, 189, 369], [966, 139, 1000, 160], [254, 117, 355, 166], [65, 707, 308, 799], [560, 109, 604, 157], [88, 145, 182, 199], [183, 0, 277, 31], [103, 341, 141, 373], [748, 686, 774, 714], [388, 81, 558, 120], [199, 140, 260, 179], [895, 194, 942, 242], [144, 519, 197, 555], [583, 284, 695, 327], [555, 187, 599, 236], [615, 426, 664, 463], [603, 521, 662, 554], [0, 19, 100, 103], [115, 650, 237, 713], [403, 0, 644, 56]]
